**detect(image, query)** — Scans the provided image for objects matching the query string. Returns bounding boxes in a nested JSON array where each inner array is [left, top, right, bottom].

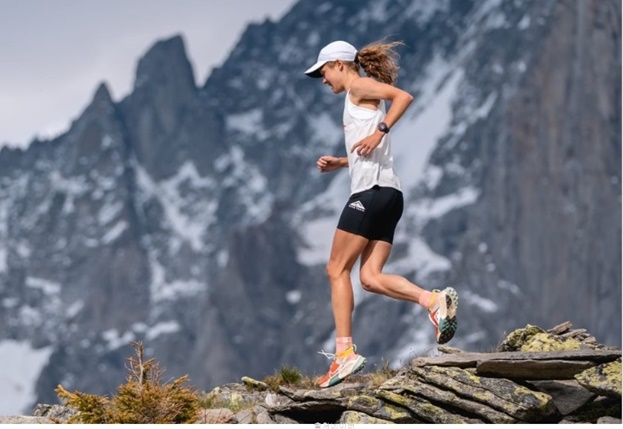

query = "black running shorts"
[[337, 185, 404, 244]]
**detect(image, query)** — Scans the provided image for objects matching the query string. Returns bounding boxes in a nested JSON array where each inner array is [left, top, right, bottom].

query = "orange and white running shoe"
[[428, 287, 459, 344], [317, 345, 366, 388]]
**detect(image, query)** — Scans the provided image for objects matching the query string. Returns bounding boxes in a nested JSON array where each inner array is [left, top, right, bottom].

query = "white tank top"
[[343, 91, 402, 195]]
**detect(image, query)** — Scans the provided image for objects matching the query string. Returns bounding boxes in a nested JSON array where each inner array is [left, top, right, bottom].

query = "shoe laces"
[[318, 345, 357, 361], [318, 350, 336, 360]]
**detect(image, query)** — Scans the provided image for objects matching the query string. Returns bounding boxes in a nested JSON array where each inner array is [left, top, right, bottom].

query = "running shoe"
[[428, 287, 459, 344], [317, 345, 366, 388]]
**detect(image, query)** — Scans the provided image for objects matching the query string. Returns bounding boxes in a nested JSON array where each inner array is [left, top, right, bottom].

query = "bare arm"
[[349, 77, 414, 156], [317, 155, 348, 173]]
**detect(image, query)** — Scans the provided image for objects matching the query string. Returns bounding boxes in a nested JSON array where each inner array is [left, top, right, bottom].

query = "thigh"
[[328, 228, 369, 272], [360, 240, 393, 276]]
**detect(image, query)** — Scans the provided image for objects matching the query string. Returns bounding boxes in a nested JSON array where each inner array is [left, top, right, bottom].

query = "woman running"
[[305, 40, 459, 388]]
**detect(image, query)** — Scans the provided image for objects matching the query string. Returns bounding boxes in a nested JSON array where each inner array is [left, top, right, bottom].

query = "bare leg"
[[325, 229, 369, 338], [359, 240, 433, 308]]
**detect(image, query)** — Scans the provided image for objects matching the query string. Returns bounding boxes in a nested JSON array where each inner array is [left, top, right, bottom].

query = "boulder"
[[575, 359, 622, 398]]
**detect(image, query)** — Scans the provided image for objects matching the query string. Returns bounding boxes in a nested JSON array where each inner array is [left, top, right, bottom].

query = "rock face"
[[0, 0, 619, 413], [176, 324, 623, 424]]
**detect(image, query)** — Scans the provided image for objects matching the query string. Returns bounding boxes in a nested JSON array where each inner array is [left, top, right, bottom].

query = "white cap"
[[305, 41, 357, 78]]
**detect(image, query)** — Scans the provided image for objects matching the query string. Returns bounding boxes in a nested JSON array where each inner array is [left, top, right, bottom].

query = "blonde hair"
[[354, 40, 404, 85]]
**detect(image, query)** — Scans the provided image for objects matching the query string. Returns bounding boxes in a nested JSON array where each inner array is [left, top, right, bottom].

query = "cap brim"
[[305, 60, 328, 78]]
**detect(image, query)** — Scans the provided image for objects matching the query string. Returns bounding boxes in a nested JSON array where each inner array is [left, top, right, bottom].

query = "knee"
[[326, 260, 343, 282], [359, 271, 379, 293]]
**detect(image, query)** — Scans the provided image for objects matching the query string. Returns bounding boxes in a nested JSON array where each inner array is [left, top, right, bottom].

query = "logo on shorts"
[[348, 201, 366, 212]]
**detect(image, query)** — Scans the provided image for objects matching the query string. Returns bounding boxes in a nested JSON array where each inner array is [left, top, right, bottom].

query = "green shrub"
[[56, 342, 200, 424]]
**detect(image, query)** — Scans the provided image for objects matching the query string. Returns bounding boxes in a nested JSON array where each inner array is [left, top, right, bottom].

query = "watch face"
[[378, 122, 389, 133]]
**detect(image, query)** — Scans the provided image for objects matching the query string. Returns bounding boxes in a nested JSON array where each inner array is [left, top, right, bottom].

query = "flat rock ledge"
[[8, 322, 622, 424]]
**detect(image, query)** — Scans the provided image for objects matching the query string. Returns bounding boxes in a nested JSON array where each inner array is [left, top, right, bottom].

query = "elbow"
[[404, 92, 414, 106], [396, 90, 413, 108]]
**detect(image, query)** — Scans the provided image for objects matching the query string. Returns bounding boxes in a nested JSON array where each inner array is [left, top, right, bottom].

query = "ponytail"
[[355, 40, 404, 86]]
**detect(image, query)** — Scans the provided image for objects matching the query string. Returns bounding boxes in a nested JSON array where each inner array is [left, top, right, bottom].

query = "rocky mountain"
[[0, 0, 619, 414]]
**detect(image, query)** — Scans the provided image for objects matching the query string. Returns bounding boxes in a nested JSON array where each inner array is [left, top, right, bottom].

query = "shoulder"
[[351, 77, 411, 103], [349, 77, 382, 104], [350, 77, 377, 93]]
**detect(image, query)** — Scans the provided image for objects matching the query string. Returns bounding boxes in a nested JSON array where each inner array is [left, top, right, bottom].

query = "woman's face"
[[320, 62, 345, 94]]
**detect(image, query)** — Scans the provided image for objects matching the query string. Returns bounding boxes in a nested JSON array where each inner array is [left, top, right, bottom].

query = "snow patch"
[[49, 171, 90, 214], [17, 242, 31, 259], [227, 109, 268, 139], [498, 279, 521, 295], [101, 220, 127, 244], [66, 300, 84, 319], [0, 200, 7, 272], [101, 134, 113, 149], [308, 112, 342, 151], [0, 340, 53, 415], [25, 277, 61, 295], [136, 162, 217, 252], [216, 249, 229, 268], [462, 290, 498, 312], [145, 321, 180, 341], [393, 62, 464, 191], [411, 187, 480, 221], [102, 329, 135, 352], [386, 236, 451, 279], [0, 247, 6, 274], [220, 146, 273, 225], [518, 14, 531, 30], [98, 200, 124, 226], [148, 255, 205, 303], [296, 171, 350, 266], [286, 290, 302, 305], [423, 165, 444, 191]]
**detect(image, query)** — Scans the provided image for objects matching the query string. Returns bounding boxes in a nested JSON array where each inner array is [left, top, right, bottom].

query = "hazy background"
[[0, 0, 296, 148]]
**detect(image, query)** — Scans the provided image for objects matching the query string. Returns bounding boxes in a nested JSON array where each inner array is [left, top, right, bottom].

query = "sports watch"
[[377, 122, 390, 133]]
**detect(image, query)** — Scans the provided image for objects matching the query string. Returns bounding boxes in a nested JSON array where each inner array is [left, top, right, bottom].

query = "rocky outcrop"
[[19, 322, 621, 424], [197, 323, 622, 424], [202, 323, 621, 424]]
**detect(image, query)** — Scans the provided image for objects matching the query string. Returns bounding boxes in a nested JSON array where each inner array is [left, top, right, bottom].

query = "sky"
[[0, 0, 297, 149]]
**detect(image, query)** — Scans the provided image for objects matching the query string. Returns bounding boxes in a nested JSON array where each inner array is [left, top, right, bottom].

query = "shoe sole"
[[319, 356, 367, 388], [437, 287, 459, 344]]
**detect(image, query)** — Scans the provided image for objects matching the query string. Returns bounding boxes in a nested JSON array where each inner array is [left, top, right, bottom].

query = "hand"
[[351, 132, 383, 157], [317, 156, 342, 173]]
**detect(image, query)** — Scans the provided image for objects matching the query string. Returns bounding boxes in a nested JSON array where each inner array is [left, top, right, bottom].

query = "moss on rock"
[[339, 410, 394, 424], [520, 332, 582, 352], [497, 325, 546, 351], [575, 359, 622, 398]]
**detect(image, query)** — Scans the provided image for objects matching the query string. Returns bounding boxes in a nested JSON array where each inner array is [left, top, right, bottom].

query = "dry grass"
[[368, 358, 398, 388], [263, 365, 318, 391]]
